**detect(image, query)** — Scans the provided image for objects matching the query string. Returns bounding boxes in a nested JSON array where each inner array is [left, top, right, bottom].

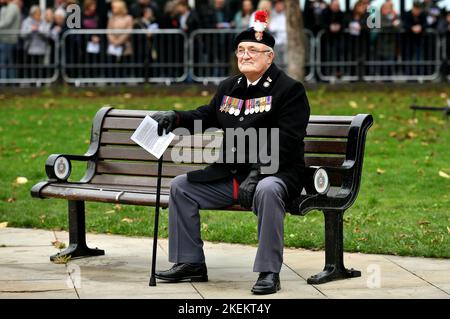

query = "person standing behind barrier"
[[130, 0, 161, 23], [232, 0, 253, 29], [107, 0, 133, 78], [269, 0, 287, 71], [81, 0, 104, 78], [346, 0, 369, 79], [49, 8, 67, 82], [175, 0, 200, 81], [157, 0, 179, 78], [303, 0, 327, 36], [133, 6, 159, 79], [377, 0, 401, 74], [321, 0, 344, 79], [20, 5, 51, 80], [402, 1, 427, 76], [0, 0, 21, 80]]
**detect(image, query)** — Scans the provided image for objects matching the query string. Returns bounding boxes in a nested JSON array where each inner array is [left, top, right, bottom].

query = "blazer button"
[[239, 117, 244, 122], [231, 169, 237, 174], [231, 147, 236, 152]]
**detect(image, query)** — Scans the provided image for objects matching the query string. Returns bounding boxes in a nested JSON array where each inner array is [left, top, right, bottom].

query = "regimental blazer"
[[174, 64, 311, 201]]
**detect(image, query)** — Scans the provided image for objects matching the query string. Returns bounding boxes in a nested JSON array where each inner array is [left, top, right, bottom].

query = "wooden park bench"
[[31, 106, 373, 285]]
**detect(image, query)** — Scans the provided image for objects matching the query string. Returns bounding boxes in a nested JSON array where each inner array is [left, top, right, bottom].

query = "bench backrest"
[[85, 107, 371, 199]]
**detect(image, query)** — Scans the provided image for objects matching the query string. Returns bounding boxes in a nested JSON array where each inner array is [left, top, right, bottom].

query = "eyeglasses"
[[235, 48, 271, 57]]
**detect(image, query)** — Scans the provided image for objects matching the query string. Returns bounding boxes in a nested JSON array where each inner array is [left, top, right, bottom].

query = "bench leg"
[[307, 210, 361, 285], [50, 200, 104, 261]]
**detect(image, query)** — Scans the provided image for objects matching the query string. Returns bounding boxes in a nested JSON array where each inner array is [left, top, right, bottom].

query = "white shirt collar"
[[247, 76, 262, 87]]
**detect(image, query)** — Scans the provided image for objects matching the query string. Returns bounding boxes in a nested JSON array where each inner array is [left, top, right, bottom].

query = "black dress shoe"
[[155, 263, 208, 282], [251, 272, 281, 295]]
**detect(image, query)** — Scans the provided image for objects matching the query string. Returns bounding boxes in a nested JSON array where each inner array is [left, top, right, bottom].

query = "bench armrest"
[[45, 153, 95, 182], [304, 160, 356, 196]]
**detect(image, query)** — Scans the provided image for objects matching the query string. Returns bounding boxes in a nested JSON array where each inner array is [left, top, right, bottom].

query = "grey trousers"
[[168, 174, 288, 273]]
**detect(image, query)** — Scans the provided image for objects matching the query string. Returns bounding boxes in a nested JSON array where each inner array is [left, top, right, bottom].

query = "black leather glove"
[[237, 169, 261, 209], [151, 111, 177, 136]]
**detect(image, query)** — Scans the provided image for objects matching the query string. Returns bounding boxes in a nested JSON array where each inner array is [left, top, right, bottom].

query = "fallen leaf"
[[52, 255, 71, 264], [85, 91, 95, 97], [51, 240, 66, 249], [438, 171, 450, 179], [368, 104, 375, 109], [408, 118, 418, 125], [389, 131, 397, 137], [0, 222, 8, 228], [15, 177, 28, 184], [417, 220, 431, 225], [173, 103, 184, 109], [123, 93, 132, 99], [349, 101, 358, 108], [121, 218, 134, 223], [289, 234, 295, 238], [201, 91, 209, 97], [105, 210, 115, 214], [447, 226, 450, 234], [376, 168, 385, 174], [114, 204, 122, 211], [440, 92, 448, 99], [6, 198, 15, 203], [406, 131, 417, 139]]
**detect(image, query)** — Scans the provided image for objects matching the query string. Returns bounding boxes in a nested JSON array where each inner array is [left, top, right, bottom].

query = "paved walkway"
[[0, 227, 449, 299]]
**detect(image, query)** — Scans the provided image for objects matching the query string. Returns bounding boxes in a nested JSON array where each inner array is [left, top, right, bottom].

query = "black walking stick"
[[149, 156, 163, 286]]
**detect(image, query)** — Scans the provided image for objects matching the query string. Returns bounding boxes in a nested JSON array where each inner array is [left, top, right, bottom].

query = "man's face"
[[236, 42, 274, 77]]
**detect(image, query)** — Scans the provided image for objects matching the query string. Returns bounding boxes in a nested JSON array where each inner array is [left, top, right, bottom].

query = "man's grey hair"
[[29, 5, 41, 17], [54, 7, 66, 18]]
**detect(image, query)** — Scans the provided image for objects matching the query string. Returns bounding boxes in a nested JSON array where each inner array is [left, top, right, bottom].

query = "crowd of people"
[[0, 0, 449, 80]]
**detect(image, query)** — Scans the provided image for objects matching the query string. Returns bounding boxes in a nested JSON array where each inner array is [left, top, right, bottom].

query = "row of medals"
[[219, 95, 272, 116]]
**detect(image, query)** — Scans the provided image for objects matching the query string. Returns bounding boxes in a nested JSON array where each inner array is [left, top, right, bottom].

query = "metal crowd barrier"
[[316, 29, 442, 82], [1, 28, 449, 86], [189, 28, 315, 83], [61, 29, 188, 85], [0, 31, 59, 85]]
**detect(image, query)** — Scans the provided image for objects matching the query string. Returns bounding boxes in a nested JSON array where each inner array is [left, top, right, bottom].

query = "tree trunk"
[[285, 0, 305, 82]]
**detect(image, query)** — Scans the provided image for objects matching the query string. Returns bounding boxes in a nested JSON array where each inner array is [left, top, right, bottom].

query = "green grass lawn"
[[0, 84, 449, 258]]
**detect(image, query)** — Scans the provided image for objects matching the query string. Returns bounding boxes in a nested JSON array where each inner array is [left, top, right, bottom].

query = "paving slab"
[[1, 227, 449, 299], [0, 228, 55, 247], [76, 280, 201, 299], [0, 263, 68, 281]]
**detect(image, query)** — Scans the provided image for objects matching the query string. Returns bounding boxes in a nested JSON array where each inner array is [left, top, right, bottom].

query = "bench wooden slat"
[[103, 117, 142, 130], [56, 182, 171, 194], [100, 132, 347, 154], [40, 185, 170, 207], [304, 156, 345, 167], [106, 109, 355, 124], [305, 140, 347, 154], [103, 118, 350, 138], [96, 161, 205, 177], [306, 124, 349, 137], [90, 174, 173, 188], [100, 131, 223, 147], [98, 146, 219, 162]]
